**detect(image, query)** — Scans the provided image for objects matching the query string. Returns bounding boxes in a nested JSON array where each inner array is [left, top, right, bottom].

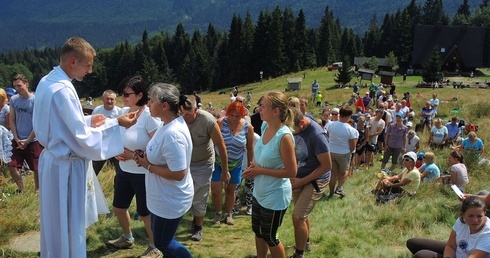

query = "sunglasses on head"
[[122, 92, 136, 98]]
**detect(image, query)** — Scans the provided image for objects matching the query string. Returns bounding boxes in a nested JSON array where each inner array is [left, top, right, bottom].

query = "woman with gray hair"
[[134, 83, 193, 258]]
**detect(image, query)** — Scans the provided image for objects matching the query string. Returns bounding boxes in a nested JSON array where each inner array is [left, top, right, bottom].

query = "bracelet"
[[147, 164, 152, 172]]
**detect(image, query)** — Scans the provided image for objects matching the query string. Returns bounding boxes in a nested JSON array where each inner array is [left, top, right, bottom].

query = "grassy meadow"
[[1, 68, 490, 257]]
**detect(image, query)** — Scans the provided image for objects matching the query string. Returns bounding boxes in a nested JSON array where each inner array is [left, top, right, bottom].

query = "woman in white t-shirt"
[[106, 76, 162, 257], [407, 196, 490, 257], [135, 83, 194, 257]]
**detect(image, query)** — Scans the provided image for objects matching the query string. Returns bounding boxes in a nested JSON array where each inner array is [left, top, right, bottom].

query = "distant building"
[[411, 24, 485, 73]]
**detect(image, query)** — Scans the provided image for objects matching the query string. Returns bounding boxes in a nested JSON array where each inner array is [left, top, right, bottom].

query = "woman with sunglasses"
[[373, 151, 420, 196], [106, 76, 162, 257], [407, 196, 490, 257]]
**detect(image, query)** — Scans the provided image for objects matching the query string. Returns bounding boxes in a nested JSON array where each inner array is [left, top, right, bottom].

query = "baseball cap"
[[396, 112, 403, 118], [406, 122, 413, 127], [6, 87, 16, 96], [403, 151, 417, 162], [417, 152, 425, 159]]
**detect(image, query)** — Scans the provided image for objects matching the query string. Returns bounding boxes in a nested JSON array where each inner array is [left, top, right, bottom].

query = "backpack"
[[464, 123, 478, 134]]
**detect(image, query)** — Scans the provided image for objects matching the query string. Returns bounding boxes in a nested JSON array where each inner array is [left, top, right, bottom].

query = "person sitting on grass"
[[439, 151, 469, 192], [452, 131, 484, 162], [373, 151, 420, 196], [406, 196, 490, 258], [418, 152, 440, 183], [428, 118, 448, 150]]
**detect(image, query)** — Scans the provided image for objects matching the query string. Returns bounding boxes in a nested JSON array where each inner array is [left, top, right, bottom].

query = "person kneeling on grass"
[[373, 151, 420, 197], [406, 196, 490, 258]]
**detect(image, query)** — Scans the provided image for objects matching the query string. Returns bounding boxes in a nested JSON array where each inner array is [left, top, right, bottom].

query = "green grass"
[[1, 68, 490, 257]]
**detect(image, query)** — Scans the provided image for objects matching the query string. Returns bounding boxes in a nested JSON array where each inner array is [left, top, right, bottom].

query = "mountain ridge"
[[0, 0, 481, 51]]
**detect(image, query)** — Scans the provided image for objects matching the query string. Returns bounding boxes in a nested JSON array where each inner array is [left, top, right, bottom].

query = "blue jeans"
[[151, 214, 192, 258]]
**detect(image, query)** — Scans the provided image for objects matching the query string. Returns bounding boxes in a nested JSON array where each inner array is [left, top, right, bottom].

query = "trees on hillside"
[[0, 2, 489, 96]]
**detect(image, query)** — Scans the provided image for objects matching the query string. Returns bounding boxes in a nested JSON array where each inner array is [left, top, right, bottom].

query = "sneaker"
[[305, 241, 311, 251], [223, 213, 234, 225], [106, 236, 134, 249], [212, 212, 222, 224], [354, 168, 360, 173], [232, 207, 240, 215], [289, 253, 305, 258], [138, 245, 163, 258], [246, 206, 252, 216], [191, 228, 203, 241]]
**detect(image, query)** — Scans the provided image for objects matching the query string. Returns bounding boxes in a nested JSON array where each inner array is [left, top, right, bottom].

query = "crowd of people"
[[0, 37, 488, 258]]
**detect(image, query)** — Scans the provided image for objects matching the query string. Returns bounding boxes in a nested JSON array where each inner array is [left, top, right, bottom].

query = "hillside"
[[0, 0, 482, 51]]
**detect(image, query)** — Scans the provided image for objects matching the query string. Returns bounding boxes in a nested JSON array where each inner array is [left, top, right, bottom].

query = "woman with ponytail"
[[242, 92, 297, 258]]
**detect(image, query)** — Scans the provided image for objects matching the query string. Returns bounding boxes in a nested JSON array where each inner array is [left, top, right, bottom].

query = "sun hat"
[[331, 108, 340, 113], [406, 121, 413, 127], [403, 151, 417, 162], [6, 87, 16, 96]]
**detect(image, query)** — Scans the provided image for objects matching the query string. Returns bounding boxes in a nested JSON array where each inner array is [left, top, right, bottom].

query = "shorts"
[[378, 131, 385, 143], [366, 142, 377, 152], [292, 179, 328, 220], [212, 162, 242, 185], [355, 145, 366, 155], [189, 163, 214, 217], [383, 147, 402, 165], [8, 140, 43, 171], [330, 152, 352, 174], [112, 168, 150, 217]]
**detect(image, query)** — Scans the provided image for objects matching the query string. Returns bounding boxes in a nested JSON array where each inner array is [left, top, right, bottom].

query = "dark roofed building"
[[412, 25, 485, 72]]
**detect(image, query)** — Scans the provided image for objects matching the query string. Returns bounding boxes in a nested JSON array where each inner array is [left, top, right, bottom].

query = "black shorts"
[[378, 131, 386, 143], [112, 168, 150, 217], [366, 142, 377, 152], [355, 145, 366, 155]]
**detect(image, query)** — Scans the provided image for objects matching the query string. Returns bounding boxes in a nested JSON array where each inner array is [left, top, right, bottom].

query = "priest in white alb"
[[33, 37, 138, 258]]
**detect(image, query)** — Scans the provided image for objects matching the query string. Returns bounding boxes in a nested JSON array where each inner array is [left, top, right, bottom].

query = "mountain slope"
[[0, 0, 482, 51]]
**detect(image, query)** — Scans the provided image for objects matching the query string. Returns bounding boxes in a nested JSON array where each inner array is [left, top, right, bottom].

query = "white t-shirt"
[[145, 116, 194, 219], [431, 126, 448, 144], [326, 121, 359, 154], [405, 135, 419, 152], [453, 216, 490, 258], [119, 107, 161, 174], [430, 98, 440, 114], [368, 118, 385, 144], [92, 105, 121, 119]]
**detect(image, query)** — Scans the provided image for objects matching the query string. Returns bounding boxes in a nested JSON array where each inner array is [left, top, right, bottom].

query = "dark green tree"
[[422, 0, 446, 25], [265, 6, 286, 77], [317, 6, 335, 66], [334, 56, 353, 85], [364, 13, 382, 57], [295, 10, 316, 69], [251, 10, 270, 82], [282, 7, 299, 73], [422, 46, 443, 82]]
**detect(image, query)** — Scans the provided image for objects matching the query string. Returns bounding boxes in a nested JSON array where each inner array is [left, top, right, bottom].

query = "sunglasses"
[[332, 113, 339, 116], [403, 158, 413, 162], [122, 92, 136, 98]]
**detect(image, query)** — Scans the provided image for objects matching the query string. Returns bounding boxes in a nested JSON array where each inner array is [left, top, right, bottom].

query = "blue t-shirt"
[[294, 120, 330, 181], [445, 122, 460, 139], [253, 122, 293, 210], [462, 138, 484, 151], [9, 94, 36, 140], [421, 163, 440, 182], [0, 105, 10, 127]]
